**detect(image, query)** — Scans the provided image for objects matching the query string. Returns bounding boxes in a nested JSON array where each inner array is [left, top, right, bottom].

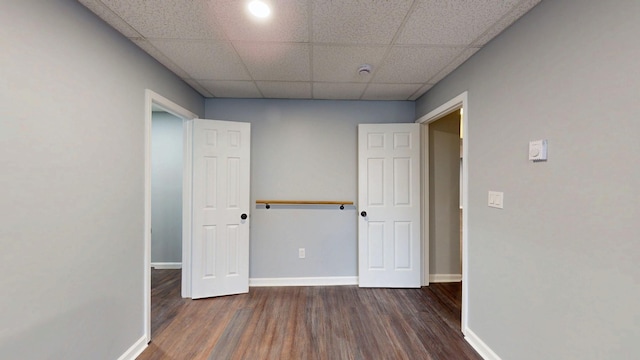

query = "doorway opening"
[[429, 110, 462, 281], [151, 109, 184, 272], [417, 91, 469, 334], [144, 90, 198, 343], [150, 109, 184, 338]]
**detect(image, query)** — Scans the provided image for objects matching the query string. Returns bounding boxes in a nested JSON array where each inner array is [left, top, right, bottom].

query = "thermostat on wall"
[[529, 139, 548, 161]]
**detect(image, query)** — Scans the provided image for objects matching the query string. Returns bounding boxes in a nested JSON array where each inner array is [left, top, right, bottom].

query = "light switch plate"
[[488, 191, 504, 209]]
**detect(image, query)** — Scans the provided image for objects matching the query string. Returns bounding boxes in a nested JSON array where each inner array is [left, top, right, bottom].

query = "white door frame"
[[144, 89, 198, 343], [416, 91, 469, 334]]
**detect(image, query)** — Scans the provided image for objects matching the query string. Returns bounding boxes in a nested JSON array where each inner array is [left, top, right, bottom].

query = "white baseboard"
[[465, 328, 502, 360], [151, 262, 182, 269], [117, 335, 147, 360], [250, 276, 358, 287], [429, 274, 462, 283]]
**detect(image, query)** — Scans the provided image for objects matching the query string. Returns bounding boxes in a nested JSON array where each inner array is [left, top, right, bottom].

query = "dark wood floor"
[[140, 269, 481, 360]]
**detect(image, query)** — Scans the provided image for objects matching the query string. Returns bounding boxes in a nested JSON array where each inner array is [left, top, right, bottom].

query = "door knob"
[[241, 213, 248, 220], [360, 211, 367, 217]]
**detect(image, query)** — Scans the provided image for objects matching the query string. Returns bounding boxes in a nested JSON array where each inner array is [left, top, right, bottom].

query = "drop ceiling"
[[79, 0, 541, 100]]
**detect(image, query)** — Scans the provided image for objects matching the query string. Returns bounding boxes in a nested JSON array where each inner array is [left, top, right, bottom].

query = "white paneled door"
[[191, 119, 250, 299], [358, 124, 421, 288]]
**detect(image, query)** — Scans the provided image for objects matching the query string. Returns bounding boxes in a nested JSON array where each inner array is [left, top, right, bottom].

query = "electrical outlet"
[[298, 248, 305, 259]]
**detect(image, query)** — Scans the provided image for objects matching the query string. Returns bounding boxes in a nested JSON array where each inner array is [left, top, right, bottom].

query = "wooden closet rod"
[[256, 200, 354, 210], [256, 200, 353, 205]]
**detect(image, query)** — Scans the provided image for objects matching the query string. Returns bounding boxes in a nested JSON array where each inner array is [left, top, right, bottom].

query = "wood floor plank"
[[139, 270, 481, 360]]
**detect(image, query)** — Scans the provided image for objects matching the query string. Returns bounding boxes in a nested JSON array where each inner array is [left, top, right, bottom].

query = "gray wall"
[[416, 0, 640, 359], [205, 99, 414, 278], [0, 1, 203, 359], [151, 112, 184, 264], [429, 111, 461, 276]]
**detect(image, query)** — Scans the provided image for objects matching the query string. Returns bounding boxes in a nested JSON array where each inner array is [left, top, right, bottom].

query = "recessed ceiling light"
[[248, 1, 271, 19]]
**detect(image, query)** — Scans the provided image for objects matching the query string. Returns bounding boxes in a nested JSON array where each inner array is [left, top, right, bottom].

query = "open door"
[[191, 119, 250, 299], [358, 124, 421, 288]]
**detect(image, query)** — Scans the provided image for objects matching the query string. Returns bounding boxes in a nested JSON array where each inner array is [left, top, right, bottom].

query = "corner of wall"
[[464, 328, 502, 360], [116, 336, 147, 360]]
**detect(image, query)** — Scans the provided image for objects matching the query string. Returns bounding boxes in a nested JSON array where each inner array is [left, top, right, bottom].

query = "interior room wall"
[[416, 0, 640, 359], [428, 111, 461, 277], [205, 99, 415, 279], [151, 111, 183, 265], [0, 2, 203, 359]]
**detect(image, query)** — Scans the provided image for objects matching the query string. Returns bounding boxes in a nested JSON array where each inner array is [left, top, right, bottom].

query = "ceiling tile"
[[235, 43, 310, 81], [312, 0, 414, 44], [200, 80, 262, 98], [77, 0, 141, 38], [312, 45, 387, 83], [373, 46, 463, 84], [131, 39, 190, 79], [212, 0, 309, 42], [100, 0, 226, 40], [397, 0, 519, 45], [256, 82, 311, 99], [149, 40, 251, 80], [428, 47, 480, 84], [80, 0, 541, 100], [472, 0, 543, 46], [362, 84, 423, 101], [313, 83, 367, 100]]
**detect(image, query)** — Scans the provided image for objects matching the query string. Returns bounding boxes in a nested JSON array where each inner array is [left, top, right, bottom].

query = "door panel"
[[205, 158, 217, 208], [203, 226, 216, 277], [393, 158, 411, 205], [367, 158, 385, 205], [368, 222, 385, 269], [358, 123, 420, 288], [394, 221, 411, 269], [192, 119, 250, 299]]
